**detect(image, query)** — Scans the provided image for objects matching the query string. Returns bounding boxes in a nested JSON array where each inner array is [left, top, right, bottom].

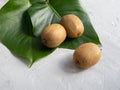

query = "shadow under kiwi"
[[60, 53, 84, 73]]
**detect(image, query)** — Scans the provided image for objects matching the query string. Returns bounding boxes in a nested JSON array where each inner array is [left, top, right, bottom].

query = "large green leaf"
[[0, 0, 101, 65]]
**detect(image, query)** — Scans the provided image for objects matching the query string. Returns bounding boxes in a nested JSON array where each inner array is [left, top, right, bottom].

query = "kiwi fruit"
[[73, 42, 102, 69], [41, 24, 66, 48], [61, 14, 84, 38]]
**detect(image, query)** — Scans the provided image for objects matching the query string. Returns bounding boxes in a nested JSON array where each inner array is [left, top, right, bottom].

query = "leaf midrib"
[[47, 2, 61, 21]]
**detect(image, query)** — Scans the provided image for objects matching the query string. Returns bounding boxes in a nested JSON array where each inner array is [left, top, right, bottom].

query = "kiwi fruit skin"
[[41, 24, 66, 48], [73, 43, 102, 69], [61, 14, 84, 38]]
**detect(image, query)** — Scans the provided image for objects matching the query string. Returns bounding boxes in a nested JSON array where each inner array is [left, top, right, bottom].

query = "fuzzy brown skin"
[[60, 14, 84, 38], [41, 24, 66, 48], [73, 43, 102, 69]]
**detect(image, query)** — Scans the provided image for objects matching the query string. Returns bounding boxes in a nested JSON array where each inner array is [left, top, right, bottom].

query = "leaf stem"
[[29, 61, 34, 68]]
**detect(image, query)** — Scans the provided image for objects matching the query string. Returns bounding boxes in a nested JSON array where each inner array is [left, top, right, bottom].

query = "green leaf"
[[0, 0, 101, 65]]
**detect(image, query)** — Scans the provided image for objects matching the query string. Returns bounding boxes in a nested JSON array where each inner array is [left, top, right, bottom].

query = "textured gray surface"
[[0, 0, 120, 90]]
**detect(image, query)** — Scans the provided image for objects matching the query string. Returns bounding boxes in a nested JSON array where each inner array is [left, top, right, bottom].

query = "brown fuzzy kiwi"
[[60, 14, 84, 38], [73, 42, 102, 69], [41, 24, 66, 48]]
